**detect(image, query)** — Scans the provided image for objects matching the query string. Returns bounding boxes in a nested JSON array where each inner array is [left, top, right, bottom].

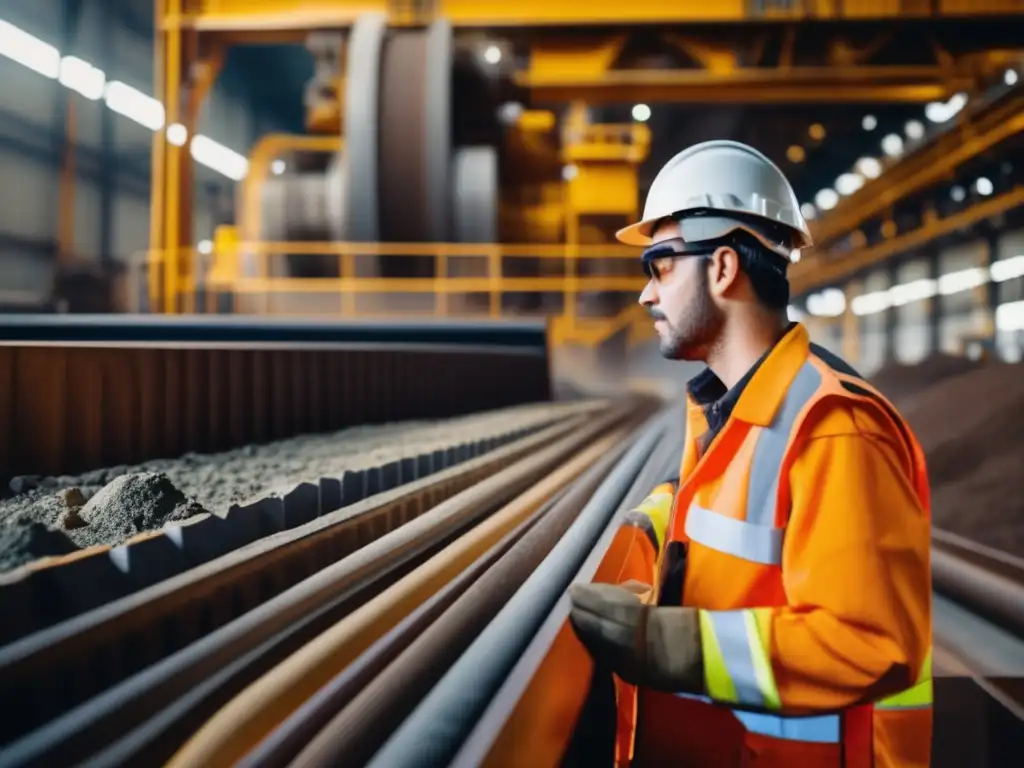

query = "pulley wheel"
[[378, 20, 453, 249]]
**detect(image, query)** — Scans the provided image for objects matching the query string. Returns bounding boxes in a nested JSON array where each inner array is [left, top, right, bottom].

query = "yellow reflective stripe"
[[747, 609, 782, 711], [699, 610, 737, 703], [631, 488, 673, 551], [876, 647, 934, 710], [876, 679, 933, 710], [699, 610, 780, 710]]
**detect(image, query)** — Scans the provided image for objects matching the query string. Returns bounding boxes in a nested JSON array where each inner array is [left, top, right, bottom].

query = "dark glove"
[[568, 582, 705, 695]]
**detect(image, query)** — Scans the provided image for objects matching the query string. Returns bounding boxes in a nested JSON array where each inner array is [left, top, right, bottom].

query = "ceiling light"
[[855, 156, 882, 179], [197, 239, 213, 255], [786, 145, 806, 163], [815, 188, 839, 211], [561, 164, 578, 181], [800, 202, 816, 220], [166, 122, 188, 146], [904, 120, 924, 140], [1006, 69, 1019, 86], [105, 80, 165, 130], [497, 101, 523, 126], [631, 103, 651, 122], [881, 133, 903, 158], [950, 185, 966, 202], [0, 20, 61, 78], [483, 44, 502, 65], [271, 159, 286, 175], [806, 288, 846, 318], [59, 55, 105, 100], [975, 177, 994, 196], [862, 114, 877, 131], [835, 172, 865, 196], [808, 123, 826, 141], [924, 102, 947, 123], [991, 255, 1024, 283], [925, 92, 968, 124]]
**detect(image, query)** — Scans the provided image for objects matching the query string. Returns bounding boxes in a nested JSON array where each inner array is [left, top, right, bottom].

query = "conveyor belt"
[[0, 398, 654, 766], [0, 404, 599, 744]]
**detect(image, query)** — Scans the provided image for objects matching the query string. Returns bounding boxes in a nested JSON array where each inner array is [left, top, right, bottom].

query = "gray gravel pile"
[[0, 400, 598, 572]]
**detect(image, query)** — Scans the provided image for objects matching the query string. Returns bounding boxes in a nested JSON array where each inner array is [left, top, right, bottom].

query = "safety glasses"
[[640, 237, 719, 280]]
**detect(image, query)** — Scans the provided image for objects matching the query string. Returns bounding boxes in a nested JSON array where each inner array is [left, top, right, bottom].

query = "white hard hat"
[[616, 140, 812, 257]]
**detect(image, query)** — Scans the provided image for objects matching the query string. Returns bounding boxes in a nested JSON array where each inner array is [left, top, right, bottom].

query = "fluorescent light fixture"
[[806, 288, 846, 317], [991, 255, 1024, 283], [0, 20, 60, 78], [58, 55, 104, 100], [0, 17, 250, 180], [191, 134, 249, 181], [104, 81, 165, 130]]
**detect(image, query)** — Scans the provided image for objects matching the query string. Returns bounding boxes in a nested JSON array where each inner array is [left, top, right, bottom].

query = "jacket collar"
[[731, 322, 811, 427], [685, 322, 810, 428]]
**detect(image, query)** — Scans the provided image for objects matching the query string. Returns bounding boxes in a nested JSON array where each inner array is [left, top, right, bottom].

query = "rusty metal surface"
[[0, 316, 552, 481]]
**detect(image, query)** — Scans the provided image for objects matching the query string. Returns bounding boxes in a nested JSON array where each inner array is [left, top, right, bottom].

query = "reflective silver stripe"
[[745, 361, 822, 528], [686, 504, 783, 565], [675, 693, 841, 743], [706, 611, 765, 707], [733, 710, 841, 743]]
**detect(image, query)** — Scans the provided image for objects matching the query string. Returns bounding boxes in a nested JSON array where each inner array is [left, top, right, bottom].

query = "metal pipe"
[[932, 539, 1024, 640], [366, 407, 670, 768]]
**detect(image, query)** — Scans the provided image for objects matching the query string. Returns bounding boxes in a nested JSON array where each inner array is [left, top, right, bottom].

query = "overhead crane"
[[150, 0, 1024, 354]]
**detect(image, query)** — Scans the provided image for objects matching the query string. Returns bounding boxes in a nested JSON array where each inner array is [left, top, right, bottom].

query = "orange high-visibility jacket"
[[610, 323, 932, 768]]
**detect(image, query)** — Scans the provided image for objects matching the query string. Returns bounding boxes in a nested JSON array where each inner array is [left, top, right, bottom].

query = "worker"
[[568, 140, 933, 768]]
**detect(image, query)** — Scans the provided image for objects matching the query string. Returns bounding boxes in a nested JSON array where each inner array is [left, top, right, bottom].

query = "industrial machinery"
[[146, 2, 1024, 362]]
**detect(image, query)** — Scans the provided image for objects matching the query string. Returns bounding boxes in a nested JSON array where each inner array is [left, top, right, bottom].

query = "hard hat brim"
[[615, 219, 659, 246]]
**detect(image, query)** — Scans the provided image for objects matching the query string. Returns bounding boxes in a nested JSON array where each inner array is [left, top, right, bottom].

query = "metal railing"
[[136, 241, 656, 349]]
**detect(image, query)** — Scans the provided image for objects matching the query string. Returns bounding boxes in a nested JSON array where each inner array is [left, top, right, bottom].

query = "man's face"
[[638, 220, 725, 361]]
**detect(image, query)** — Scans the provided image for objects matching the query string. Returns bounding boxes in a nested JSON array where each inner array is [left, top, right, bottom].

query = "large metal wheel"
[[259, 14, 499, 294]]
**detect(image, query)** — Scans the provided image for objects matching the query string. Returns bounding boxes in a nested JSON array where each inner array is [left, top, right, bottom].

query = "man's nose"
[[639, 281, 657, 307]]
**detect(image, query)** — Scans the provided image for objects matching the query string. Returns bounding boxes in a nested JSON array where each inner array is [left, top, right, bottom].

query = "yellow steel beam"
[[792, 184, 1024, 294], [811, 93, 1024, 245], [172, 0, 1024, 31], [514, 66, 971, 105]]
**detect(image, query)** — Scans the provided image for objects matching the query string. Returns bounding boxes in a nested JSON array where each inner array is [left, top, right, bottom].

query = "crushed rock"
[[0, 520, 77, 573], [0, 401, 592, 574], [71, 472, 205, 550]]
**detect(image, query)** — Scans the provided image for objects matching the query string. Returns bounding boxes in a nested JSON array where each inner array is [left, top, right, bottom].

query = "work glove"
[[568, 581, 705, 695]]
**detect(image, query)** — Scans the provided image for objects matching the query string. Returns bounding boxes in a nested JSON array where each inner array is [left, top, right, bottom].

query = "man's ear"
[[706, 246, 742, 299]]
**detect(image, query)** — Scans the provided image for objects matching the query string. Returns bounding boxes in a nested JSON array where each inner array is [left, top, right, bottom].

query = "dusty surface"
[[0, 401, 592, 573], [871, 358, 1024, 559]]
